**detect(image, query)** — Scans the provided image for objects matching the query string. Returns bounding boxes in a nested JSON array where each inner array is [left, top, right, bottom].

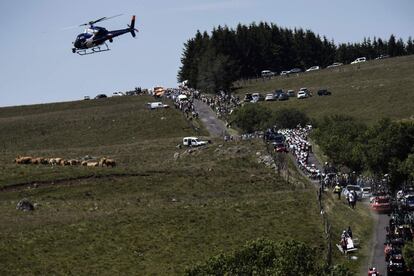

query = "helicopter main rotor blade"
[[79, 14, 123, 27]]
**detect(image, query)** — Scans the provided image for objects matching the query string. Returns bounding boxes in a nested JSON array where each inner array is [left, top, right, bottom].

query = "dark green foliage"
[[272, 108, 310, 129], [178, 22, 411, 90], [231, 106, 309, 133], [196, 46, 237, 93], [185, 239, 327, 276], [313, 116, 414, 190], [231, 104, 272, 133], [312, 115, 366, 173], [362, 119, 414, 190], [403, 241, 414, 270]]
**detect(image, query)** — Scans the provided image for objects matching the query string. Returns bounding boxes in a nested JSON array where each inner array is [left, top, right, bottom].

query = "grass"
[[0, 94, 373, 274], [234, 55, 414, 124]]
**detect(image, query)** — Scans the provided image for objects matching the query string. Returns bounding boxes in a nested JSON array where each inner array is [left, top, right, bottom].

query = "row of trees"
[[230, 105, 310, 133], [312, 116, 414, 191], [178, 22, 414, 93]]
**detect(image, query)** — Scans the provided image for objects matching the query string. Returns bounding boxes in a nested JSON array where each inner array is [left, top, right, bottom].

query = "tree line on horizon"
[[177, 22, 414, 93]]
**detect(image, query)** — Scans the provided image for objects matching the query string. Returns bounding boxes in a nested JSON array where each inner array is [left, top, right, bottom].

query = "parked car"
[[265, 93, 276, 101], [375, 54, 389, 60], [317, 89, 331, 96], [403, 195, 414, 210], [94, 94, 107, 99], [370, 196, 391, 213], [343, 185, 363, 199], [183, 137, 208, 147], [147, 102, 169, 109], [125, 91, 136, 96], [274, 142, 288, 153], [306, 66, 320, 72], [351, 57, 367, 64], [297, 91, 308, 99], [244, 93, 253, 102], [289, 68, 302, 73], [287, 90, 295, 97], [261, 70, 275, 77], [280, 70, 290, 76], [252, 93, 264, 102], [326, 62, 343, 68], [361, 187, 372, 199], [278, 93, 289, 101], [266, 133, 284, 143], [273, 89, 284, 99]]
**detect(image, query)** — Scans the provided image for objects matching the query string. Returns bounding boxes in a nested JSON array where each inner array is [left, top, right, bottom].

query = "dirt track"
[[193, 99, 228, 137]]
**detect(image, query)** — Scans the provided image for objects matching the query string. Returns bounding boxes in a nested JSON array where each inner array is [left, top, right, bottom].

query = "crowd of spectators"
[[200, 91, 242, 120], [277, 125, 321, 180]]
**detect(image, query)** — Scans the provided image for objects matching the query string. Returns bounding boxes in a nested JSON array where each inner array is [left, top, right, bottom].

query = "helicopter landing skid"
[[74, 44, 110, 56]]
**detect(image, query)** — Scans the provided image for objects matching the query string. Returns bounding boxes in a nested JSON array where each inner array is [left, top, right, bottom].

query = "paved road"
[[193, 99, 228, 137], [368, 211, 388, 275]]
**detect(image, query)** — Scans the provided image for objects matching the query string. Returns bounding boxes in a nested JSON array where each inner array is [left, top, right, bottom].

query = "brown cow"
[[69, 159, 80, 166], [31, 157, 42, 165], [104, 159, 116, 167], [15, 156, 33, 164], [40, 158, 49, 165]]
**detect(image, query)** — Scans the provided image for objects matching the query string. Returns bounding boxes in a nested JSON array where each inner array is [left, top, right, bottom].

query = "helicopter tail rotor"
[[128, 15, 138, 38]]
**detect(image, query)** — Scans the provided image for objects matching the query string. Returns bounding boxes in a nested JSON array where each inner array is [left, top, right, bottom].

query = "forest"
[[177, 22, 414, 93]]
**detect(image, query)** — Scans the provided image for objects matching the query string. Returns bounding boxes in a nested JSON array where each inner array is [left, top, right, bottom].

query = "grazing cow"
[[69, 159, 80, 166], [86, 161, 99, 167], [40, 158, 49, 165], [15, 156, 33, 164], [98, 158, 107, 167], [49, 158, 56, 165], [56, 158, 63, 165], [99, 157, 116, 167], [81, 161, 88, 166], [32, 157, 42, 165], [104, 159, 116, 167], [62, 160, 70, 166]]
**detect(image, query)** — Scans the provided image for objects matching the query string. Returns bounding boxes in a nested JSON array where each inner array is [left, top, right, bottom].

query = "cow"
[[99, 157, 116, 167], [86, 161, 99, 167], [69, 159, 80, 166], [14, 156, 33, 164], [104, 159, 116, 167]]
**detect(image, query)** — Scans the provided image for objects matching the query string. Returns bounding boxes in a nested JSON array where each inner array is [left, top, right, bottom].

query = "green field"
[[0, 94, 371, 274], [235, 55, 414, 124]]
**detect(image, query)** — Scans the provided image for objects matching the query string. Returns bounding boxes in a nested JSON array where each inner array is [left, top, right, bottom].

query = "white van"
[[182, 137, 208, 147], [147, 102, 169, 109], [351, 57, 366, 64], [261, 70, 274, 78]]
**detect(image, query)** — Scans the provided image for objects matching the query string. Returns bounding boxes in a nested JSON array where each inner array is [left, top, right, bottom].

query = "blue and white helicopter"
[[72, 14, 138, 55]]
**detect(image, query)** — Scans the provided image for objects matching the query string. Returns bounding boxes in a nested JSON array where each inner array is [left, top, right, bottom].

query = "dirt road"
[[193, 99, 228, 137]]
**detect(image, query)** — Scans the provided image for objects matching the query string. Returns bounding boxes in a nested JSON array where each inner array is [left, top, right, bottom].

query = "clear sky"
[[0, 0, 413, 107]]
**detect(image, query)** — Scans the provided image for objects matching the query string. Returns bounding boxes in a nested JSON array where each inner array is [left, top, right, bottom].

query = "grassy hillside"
[[235, 55, 414, 124], [0, 95, 372, 274]]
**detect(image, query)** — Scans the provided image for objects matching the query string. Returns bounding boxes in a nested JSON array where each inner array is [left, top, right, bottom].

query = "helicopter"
[[72, 14, 138, 55]]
